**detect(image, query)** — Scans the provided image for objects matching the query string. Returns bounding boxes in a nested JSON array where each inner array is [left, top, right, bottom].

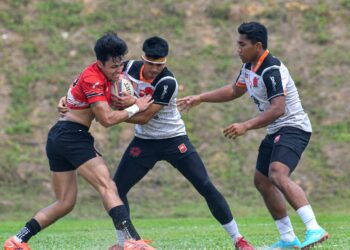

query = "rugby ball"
[[111, 74, 134, 96]]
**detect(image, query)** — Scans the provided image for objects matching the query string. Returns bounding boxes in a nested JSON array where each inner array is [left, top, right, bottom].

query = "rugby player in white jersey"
[[111, 36, 254, 250], [177, 22, 328, 250]]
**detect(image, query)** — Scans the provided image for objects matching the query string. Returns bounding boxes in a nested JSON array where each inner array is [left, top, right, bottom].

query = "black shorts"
[[46, 121, 100, 172], [256, 126, 311, 177], [120, 135, 196, 169]]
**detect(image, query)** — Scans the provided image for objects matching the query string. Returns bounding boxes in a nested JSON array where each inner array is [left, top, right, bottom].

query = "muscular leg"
[[78, 156, 141, 241], [34, 170, 77, 229], [78, 156, 122, 211], [254, 169, 287, 220], [268, 161, 309, 210], [255, 168, 299, 244], [169, 152, 233, 225], [12, 170, 78, 244]]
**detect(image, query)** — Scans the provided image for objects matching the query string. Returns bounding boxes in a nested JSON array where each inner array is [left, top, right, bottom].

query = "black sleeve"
[[122, 60, 130, 71], [152, 78, 176, 105], [263, 68, 285, 101]]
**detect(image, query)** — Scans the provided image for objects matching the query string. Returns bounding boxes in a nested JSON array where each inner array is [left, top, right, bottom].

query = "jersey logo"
[[92, 82, 100, 89], [139, 86, 154, 97], [270, 76, 277, 92], [160, 85, 168, 99], [253, 77, 258, 87], [178, 143, 187, 153], [274, 135, 281, 143], [129, 147, 142, 157]]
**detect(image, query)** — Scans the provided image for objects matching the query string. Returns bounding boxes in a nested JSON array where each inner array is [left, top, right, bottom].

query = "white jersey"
[[124, 60, 186, 139], [236, 51, 312, 134]]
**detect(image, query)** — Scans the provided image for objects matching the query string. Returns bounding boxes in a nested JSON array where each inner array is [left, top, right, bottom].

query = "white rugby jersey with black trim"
[[123, 60, 186, 139], [235, 50, 312, 134]]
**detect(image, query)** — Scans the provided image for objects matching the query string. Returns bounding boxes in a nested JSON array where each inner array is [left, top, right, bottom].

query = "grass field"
[[1, 214, 349, 249]]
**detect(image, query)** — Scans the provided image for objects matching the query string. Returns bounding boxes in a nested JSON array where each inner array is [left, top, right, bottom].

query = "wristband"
[[125, 104, 140, 118]]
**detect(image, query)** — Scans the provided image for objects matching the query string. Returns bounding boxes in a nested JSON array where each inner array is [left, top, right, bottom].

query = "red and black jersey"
[[66, 62, 112, 109]]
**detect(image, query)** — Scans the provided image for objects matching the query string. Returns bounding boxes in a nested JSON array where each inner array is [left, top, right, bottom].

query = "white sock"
[[296, 205, 321, 230], [116, 230, 125, 246], [275, 216, 296, 242], [222, 219, 242, 244]]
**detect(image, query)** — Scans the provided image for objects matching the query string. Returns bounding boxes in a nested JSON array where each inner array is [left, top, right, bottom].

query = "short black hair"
[[238, 22, 268, 49], [142, 36, 169, 58], [94, 32, 128, 63]]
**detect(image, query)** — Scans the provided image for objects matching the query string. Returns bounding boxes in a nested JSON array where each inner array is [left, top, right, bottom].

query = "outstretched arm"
[[177, 84, 246, 112]]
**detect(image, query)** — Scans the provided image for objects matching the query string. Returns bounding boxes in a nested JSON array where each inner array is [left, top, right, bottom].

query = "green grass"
[[1, 215, 348, 249]]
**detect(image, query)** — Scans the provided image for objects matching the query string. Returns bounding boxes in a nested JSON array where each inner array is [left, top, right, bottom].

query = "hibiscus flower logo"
[[139, 87, 154, 97], [129, 147, 142, 157]]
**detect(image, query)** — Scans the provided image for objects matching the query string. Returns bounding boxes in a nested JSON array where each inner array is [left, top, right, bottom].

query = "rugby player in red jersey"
[[4, 32, 155, 250]]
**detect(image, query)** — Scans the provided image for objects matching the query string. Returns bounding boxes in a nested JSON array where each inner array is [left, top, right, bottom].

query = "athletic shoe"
[[269, 237, 301, 249], [4, 236, 31, 250], [109, 239, 154, 250], [300, 228, 328, 250], [124, 239, 156, 250], [235, 236, 255, 250]]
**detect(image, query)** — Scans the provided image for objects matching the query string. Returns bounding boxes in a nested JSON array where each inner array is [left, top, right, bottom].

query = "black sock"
[[16, 218, 42, 243], [109, 205, 141, 240]]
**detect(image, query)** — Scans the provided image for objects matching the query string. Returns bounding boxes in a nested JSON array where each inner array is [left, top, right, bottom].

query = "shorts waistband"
[[134, 134, 188, 142], [268, 126, 312, 136], [56, 120, 89, 131]]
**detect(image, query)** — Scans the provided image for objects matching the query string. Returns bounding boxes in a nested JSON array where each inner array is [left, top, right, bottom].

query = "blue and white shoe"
[[269, 237, 301, 249], [301, 228, 329, 249]]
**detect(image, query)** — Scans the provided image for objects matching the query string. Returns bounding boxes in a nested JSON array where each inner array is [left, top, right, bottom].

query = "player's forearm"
[[199, 84, 237, 103], [99, 110, 130, 127], [126, 112, 152, 125], [243, 106, 284, 131], [94, 103, 140, 127]]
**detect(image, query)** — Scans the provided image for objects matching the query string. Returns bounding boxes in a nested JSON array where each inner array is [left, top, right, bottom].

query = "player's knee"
[[197, 179, 218, 197], [58, 197, 76, 213], [98, 179, 117, 195], [254, 175, 270, 194], [268, 169, 285, 188], [254, 171, 271, 193]]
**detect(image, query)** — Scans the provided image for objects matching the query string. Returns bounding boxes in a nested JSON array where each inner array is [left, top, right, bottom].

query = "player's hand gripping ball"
[[111, 73, 135, 96]]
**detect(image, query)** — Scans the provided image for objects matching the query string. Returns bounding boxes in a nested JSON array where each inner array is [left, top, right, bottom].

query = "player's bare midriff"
[[59, 108, 95, 128]]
